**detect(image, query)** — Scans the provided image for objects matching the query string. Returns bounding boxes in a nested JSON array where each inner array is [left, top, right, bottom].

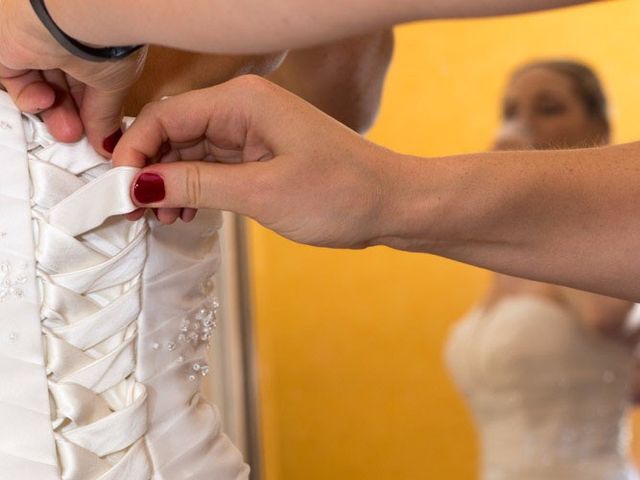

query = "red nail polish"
[[103, 129, 123, 154], [134, 173, 166, 204]]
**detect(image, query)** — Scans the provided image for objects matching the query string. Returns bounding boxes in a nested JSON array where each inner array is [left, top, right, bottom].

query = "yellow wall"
[[250, 2, 640, 479]]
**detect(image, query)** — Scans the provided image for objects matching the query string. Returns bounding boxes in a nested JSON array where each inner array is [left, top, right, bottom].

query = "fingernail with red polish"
[[103, 129, 123, 154], [134, 173, 165, 204]]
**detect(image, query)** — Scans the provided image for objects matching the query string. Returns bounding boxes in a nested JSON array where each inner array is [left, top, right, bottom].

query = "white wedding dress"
[[446, 294, 639, 480], [0, 91, 249, 479]]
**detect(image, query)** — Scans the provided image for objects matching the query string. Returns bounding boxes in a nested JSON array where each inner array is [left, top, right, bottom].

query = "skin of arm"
[[559, 288, 633, 334], [384, 143, 640, 300], [123, 47, 287, 115], [127, 31, 394, 133], [484, 274, 635, 335], [46, 0, 591, 54], [267, 30, 394, 134]]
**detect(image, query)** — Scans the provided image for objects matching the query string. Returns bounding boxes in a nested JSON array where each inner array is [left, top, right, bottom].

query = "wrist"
[[30, 0, 144, 61], [0, 0, 67, 67], [361, 148, 420, 249], [43, 0, 143, 48], [371, 152, 456, 253], [39, 0, 90, 44]]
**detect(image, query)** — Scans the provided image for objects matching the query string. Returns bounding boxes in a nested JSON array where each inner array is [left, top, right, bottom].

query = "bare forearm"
[[268, 31, 394, 133], [46, 0, 590, 54], [380, 143, 640, 300]]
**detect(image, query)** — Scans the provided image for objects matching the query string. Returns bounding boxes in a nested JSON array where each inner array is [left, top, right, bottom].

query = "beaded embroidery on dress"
[[0, 91, 248, 479]]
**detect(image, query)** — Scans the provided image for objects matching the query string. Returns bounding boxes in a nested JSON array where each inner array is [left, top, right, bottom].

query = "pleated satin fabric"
[[0, 91, 249, 479], [0, 84, 60, 480]]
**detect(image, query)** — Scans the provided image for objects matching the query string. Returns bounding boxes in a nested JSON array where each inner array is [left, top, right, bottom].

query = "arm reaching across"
[[113, 76, 640, 301], [268, 30, 394, 133], [0, 0, 589, 153], [47, 0, 591, 54]]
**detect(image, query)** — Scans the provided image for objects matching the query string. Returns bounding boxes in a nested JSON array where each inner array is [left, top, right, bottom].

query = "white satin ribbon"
[[24, 111, 152, 479], [47, 167, 140, 237]]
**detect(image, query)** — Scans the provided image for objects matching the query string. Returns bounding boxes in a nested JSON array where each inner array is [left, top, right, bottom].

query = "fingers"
[[78, 84, 128, 156], [39, 70, 84, 142], [0, 67, 55, 113], [112, 80, 271, 168], [112, 92, 214, 169], [124, 207, 196, 225], [130, 160, 265, 215], [126, 208, 146, 222], [111, 77, 292, 224], [68, 50, 147, 157], [0, 66, 85, 142], [181, 208, 198, 223]]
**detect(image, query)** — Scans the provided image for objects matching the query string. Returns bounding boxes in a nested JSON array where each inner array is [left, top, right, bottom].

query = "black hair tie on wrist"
[[29, 0, 143, 62]]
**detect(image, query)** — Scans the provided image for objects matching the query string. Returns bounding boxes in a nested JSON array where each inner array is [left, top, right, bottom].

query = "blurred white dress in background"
[[446, 295, 639, 480]]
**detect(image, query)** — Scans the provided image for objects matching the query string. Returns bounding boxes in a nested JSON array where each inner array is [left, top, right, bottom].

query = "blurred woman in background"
[[446, 60, 640, 480]]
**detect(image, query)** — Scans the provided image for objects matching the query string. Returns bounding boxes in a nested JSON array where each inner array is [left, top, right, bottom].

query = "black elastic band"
[[30, 0, 144, 62]]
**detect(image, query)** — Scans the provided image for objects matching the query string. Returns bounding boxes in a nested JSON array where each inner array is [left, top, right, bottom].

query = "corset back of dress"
[[137, 211, 248, 478], [0, 91, 248, 479], [445, 295, 637, 480]]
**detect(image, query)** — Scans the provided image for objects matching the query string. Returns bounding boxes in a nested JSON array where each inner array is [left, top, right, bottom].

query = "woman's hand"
[[113, 76, 640, 302], [0, 0, 146, 154], [113, 75, 394, 249]]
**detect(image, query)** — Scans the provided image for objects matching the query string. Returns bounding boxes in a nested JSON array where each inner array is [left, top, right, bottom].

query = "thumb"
[[130, 161, 268, 216], [79, 84, 128, 156]]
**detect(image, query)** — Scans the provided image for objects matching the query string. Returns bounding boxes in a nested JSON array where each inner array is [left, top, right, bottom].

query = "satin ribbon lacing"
[[26, 117, 152, 480]]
